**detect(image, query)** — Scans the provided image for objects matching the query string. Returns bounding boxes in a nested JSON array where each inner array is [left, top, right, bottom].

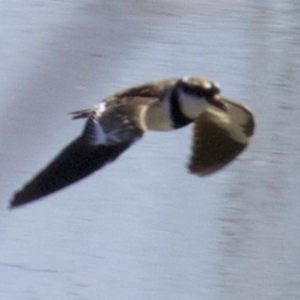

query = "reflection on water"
[[1, 0, 300, 299]]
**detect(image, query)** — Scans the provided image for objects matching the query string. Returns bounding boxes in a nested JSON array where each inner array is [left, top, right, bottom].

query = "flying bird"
[[10, 76, 255, 208]]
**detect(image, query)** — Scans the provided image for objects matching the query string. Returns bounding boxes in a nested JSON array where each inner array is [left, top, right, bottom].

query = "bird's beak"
[[209, 94, 228, 111]]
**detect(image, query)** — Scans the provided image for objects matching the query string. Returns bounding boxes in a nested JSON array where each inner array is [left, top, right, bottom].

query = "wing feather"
[[188, 97, 255, 176], [10, 138, 132, 207], [10, 99, 148, 207]]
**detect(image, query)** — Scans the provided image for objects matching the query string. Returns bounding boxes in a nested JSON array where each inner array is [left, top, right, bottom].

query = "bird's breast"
[[144, 102, 174, 131]]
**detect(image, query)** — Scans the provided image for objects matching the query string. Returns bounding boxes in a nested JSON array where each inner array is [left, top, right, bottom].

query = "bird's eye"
[[177, 78, 221, 100], [178, 81, 205, 97], [179, 81, 191, 92]]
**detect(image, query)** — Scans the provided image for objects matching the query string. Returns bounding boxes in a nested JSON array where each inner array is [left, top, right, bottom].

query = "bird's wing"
[[10, 99, 150, 208], [188, 97, 255, 176]]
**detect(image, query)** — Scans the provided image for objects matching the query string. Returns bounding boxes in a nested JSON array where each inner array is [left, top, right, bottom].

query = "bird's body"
[[10, 76, 255, 208]]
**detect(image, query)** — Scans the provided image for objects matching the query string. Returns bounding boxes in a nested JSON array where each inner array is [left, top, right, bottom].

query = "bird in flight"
[[10, 76, 255, 208]]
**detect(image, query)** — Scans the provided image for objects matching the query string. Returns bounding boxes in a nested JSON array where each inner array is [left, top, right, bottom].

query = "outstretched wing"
[[11, 138, 132, 208], [10, 100, 148, 208], [188, 97, 255, 176]]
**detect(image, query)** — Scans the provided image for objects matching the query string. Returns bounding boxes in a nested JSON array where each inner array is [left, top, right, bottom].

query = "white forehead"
[[182, 76, 220, 91]]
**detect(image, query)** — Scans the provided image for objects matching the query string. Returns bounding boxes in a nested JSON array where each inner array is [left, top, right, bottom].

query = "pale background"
[[1, 1, 300, 299]]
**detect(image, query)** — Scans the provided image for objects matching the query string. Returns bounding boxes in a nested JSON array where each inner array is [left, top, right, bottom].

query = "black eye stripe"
[[181, 84, 212, 98]]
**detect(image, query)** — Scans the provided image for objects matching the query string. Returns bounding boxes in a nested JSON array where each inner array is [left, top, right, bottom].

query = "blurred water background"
[[0, 0, 300, 299]]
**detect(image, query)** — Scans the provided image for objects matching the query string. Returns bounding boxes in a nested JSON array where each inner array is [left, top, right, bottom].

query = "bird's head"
[[173, 76, 228, 120]]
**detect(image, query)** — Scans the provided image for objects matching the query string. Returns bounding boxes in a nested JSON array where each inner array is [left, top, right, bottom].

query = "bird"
[[10, 76, 255, 208]]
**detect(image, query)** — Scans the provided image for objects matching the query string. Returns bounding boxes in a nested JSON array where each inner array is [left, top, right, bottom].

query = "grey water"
[[1, 0, 300, 299]]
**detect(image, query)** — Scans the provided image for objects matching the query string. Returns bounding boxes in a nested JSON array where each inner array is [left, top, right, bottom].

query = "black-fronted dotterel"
[[10, 76, 255, 207]]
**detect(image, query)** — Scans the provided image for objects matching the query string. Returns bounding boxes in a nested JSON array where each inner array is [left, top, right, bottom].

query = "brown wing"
[[188, 97, 255, 176], [10, 100, 148, 208], [10, 138, 132, 208]]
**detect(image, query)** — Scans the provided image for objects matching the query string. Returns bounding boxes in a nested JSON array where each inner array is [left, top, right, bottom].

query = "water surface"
[[1, 1, 300, 299]]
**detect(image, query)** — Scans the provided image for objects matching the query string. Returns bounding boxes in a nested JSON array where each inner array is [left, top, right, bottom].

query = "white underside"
[[178, 90, 210, 120]]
